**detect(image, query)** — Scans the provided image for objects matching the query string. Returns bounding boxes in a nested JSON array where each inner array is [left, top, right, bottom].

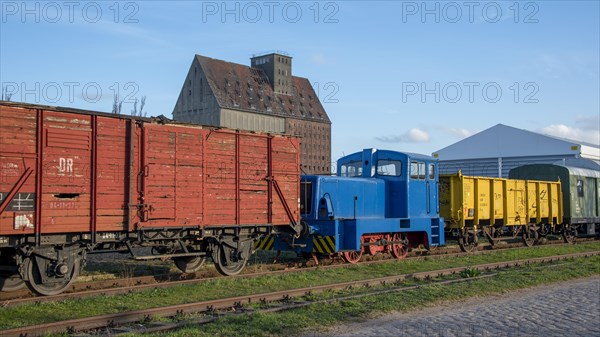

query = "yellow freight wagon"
[[440, 172, 562, 252]]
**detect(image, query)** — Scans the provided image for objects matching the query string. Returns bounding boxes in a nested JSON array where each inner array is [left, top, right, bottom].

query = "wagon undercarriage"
[[0, 224, 280, 295]]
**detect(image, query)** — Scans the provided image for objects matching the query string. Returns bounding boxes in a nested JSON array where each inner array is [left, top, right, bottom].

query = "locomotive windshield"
[[300, 181, 313, 215], [377, 160, 402, 176], [340, 161, 363, 177]]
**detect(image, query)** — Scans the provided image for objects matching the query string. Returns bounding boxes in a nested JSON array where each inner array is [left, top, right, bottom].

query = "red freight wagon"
[[0, 101, 302, 295]]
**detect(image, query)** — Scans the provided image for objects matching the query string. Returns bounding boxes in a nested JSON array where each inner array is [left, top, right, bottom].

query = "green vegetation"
[[146, 256, 600, 337], [0, 242, 598, 331], [459, 267, 481, 278]]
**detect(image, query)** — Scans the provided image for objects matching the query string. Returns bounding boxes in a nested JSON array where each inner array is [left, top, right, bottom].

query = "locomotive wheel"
[[0, 271, 25, 292], [213, 243, 248, 276], [173, 256, 206, 274], [458, 230, 478, 253], [341, 250, 363, 264], [389, 233, 408, 260], [365, 236, 379, 256], [24, 256, 80, 296], [522, 226, 539, 247]]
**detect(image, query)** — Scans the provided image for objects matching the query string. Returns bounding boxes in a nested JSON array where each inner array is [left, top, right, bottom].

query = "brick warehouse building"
[[172, 52, 331, 174]]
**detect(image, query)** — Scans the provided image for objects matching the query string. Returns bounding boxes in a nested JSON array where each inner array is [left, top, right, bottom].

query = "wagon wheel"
[[483, 227, 496, 247], [173, 256, 206, 274], [522, 225, 539, 247], [562, 225, 577, 244], [458, 229, 478, 253], [341, 250, 363, 264], [389, 233, 408, 260], [0, 271, 25, 292], [24, 255, 80, 296], [213, 243, 248, 276]]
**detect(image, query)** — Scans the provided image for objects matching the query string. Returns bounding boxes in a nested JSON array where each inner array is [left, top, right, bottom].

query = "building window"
[[199, 78, 203, 101]]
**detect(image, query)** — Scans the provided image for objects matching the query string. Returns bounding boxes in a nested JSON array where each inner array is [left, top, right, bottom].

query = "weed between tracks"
[[0, 242, 598, 332]]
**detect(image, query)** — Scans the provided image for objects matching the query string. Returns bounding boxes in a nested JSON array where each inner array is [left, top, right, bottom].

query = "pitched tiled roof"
[[196, 55, 330, 123]]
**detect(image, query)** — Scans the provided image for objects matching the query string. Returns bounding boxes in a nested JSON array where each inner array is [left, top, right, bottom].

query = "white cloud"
[[376, 128, 430, 143], [539, 124, 600, 145], [440, 127, 476, 139]]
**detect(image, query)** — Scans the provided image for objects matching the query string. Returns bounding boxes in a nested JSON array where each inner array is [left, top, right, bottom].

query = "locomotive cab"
[[338, 149, 441, 220], [274, 149, 444, 261]]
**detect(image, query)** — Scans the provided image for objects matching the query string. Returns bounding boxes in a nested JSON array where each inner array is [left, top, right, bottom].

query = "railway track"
[[0, 238, 595, 307], [1, 251, 598, 337]]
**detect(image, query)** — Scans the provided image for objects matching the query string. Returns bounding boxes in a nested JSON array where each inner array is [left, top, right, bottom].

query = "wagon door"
[[141, 125, 177, 222], [139, 124, 203, 226]]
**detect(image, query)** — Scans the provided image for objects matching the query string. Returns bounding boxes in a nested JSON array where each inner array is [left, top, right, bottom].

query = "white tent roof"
[[433, 124, 599, 161]]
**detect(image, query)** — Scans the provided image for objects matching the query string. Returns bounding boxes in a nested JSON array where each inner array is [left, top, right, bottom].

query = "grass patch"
[[0, 242, 598, 330], [140, 255, 600, 337]]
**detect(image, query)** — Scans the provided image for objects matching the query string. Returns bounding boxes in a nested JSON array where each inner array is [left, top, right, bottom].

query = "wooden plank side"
[[202, 131, 237, 225], [40, 111, 92, 233], [143, 126, 176, 220], [270, 136, 300, 225], [95, 116, 130, 231], [0, 105, 38, 235], [174, 129, 203, 226]]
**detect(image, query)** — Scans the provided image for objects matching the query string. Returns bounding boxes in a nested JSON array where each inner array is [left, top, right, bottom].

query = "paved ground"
[[303, 276, 600, 337]]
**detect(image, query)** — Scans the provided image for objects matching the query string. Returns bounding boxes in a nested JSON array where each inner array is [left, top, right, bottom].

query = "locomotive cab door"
[[408, 161, 428, 218], [427, 163, 439, 215]]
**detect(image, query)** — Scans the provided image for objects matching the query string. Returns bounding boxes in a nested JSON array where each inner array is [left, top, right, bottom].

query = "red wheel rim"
[[341, 250, 362, 264], [366, 236, 378, 256], [390, 233, 408, 260]]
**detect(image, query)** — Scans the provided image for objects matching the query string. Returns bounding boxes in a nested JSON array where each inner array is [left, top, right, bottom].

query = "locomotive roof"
[[0, 100, 297, 138], [340, 149, 437, 162]]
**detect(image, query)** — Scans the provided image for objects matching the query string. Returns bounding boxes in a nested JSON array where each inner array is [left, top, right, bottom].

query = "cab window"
[[340, 161, 362, 177], [377, 160, 402, 176], [300, 181, 313, 214], [428, 163, 435, 180], [410, 161, 426, 180]]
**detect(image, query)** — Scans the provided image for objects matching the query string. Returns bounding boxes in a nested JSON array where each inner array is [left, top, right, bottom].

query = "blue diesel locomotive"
[[269, 149, 444, 262]]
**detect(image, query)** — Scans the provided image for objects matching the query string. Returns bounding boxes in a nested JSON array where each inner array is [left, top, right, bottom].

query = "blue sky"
[[1, 1, 599, 161]]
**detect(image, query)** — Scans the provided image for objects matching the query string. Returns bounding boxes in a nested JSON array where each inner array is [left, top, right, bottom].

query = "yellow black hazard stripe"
[[255, 235, 275, 250], [312, 235, 336, 254]]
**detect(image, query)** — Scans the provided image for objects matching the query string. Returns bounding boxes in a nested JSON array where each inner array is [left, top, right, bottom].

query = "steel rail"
[[1, 251, 598, 337], [0, 239, 595, 306]]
